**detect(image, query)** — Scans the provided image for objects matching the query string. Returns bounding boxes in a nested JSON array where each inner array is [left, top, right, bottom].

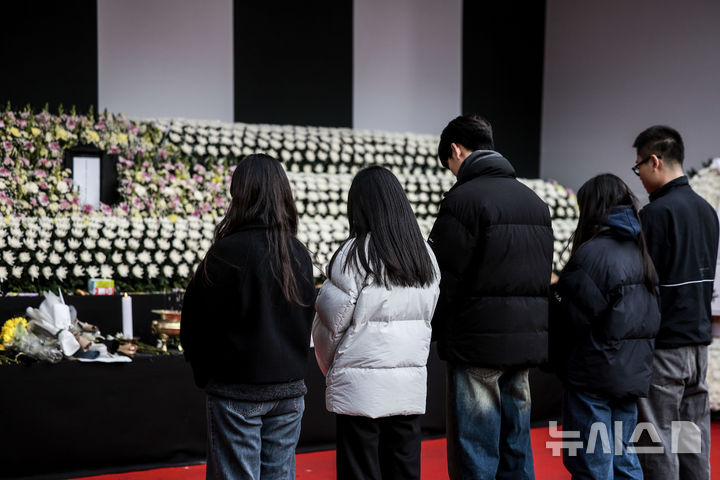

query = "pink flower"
[[38, 194, 49, 206], [2, 141, 12, 152], [108, 147, 119, 154], [49, 142, 60, 152], [101, 204, 113, 215], [34, 169, 48, 178], [66, 118, 77, 130], [129, 124, 139, 135], [38, 181, 49, 190], [82, 204, 94, 214], [19, 157, 30, 167], [94, 122, 106, 131], [3, 157, 13, 166], [60, 199, 71, 210], [24, 141, 35, 153], [0, 168, 10, 177], [158, 149, 168, 160], [17, 118, 27, 128]]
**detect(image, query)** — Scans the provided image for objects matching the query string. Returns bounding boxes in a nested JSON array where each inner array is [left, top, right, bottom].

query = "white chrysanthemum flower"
[[111, 252, 123, 264], [183, 250, 196, 264], [38, 239, 51, 251], [100, 265, 113, 278], [95, 252, 107, 264], [162, 265, 174, 278], [114, 238, 127, 250], [48, 252, 61, 265], [138, 251, 152, 264], [3, 251, 15, 265], [169, 250, 183, 264], [132, 265, 144, 278], [42, 266, 53, 279], [56, 266, 68, 281], [117, 264, 129, 277], [18, 252, 31, 263], [143, 238, 156, 250], [128, 239, 140, 250], [98, 239, 112, 250], [178, 264, 190, 277], [80, 251, 93, 263], [154, 251, 167, 264], [83, 238, 96, 250], [73, 265, 85, 277], [147, 264, 159, 278], [28, 265, 40, 279], [125, 251, 137, 265], [67, 238, 81, 250]]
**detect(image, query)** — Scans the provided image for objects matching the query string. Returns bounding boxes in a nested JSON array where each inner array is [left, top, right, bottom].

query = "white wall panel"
[[541, 0, 720, 198], [354, 0, 462, 135], [98, 0, 233, 121]]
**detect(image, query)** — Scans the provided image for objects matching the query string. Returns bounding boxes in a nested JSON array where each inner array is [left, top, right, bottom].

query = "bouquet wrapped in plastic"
[[0, 316, 63, 363]]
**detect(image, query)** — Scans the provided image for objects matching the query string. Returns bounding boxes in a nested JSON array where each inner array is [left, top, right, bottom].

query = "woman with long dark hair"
[[312, 166, 440, 480], [550, 173, 660, 479], [180, 154, 316, 480]]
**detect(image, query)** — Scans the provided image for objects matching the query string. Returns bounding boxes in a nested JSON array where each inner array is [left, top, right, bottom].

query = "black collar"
[[649, 176, 689, 202]]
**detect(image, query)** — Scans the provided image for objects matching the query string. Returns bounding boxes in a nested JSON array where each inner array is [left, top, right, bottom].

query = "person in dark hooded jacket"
[[551, 173, 660, 480]]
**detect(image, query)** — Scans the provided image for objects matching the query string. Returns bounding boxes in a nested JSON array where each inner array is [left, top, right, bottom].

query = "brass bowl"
[[151, 310, 182, 351]]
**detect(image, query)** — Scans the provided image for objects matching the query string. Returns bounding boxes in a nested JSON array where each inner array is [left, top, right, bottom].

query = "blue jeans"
[[562, 387, 642, 480], [446, 364, 534, 480], [205, 394, 304, 480]]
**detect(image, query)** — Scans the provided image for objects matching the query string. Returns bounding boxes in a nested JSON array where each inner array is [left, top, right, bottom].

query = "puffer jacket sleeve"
[[555, 253, 608, 327], [312, 243, 360, 376]]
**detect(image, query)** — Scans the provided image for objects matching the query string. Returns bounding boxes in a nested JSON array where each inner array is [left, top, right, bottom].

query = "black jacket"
[[550, 207, 661, 399], [428, 150, 553, 367], [640, 176, 719, 348], [180, 225, 316, 389]]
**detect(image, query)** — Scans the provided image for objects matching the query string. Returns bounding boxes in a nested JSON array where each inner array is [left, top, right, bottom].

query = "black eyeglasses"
[[632, 155, 658, 176]]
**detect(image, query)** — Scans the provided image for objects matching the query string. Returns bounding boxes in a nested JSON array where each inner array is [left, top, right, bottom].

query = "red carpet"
[[71, 423, 720, 479]]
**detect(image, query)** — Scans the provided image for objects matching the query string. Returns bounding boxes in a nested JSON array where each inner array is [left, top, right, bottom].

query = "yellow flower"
[[9, 127, 20, 137], [85, 130, 100, 143], [168, 214, 178, 223], [31, 127, 41, 137], [118, 133, 128, 145], [0, 316, 28, 350], [55, 126, 70, 140]]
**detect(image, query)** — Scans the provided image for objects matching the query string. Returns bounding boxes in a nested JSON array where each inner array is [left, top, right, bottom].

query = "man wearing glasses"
[[632, 125, 718, 480]]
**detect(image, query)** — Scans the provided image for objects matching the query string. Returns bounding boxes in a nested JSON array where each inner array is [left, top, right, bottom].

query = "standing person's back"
[[429, 114, 553, 479], [632, 125, 719, 480]]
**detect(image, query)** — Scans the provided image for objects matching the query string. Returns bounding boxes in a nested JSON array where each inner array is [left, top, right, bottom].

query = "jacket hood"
[[605, 206, 641, 239], [456, 150, 516, 184]]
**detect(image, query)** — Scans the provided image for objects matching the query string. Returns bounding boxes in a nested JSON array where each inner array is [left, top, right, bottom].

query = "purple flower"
[[66, 119, 77, 130], [0, 168, 10, 177], [24, 141, 35, 152], [2, 141, 12, 152]]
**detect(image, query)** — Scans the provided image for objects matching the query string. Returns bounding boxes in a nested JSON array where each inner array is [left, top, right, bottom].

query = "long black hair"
[[209, 153, 307, 305], [329, 166, 436, 287], [570, 173, 657, 294]]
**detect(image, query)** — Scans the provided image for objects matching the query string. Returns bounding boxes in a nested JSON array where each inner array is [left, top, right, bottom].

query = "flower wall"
[[0, 108, 579, 293]]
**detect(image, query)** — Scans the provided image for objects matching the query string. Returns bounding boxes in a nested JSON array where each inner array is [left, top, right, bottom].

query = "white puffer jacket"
[[312, 239, 441, 418]]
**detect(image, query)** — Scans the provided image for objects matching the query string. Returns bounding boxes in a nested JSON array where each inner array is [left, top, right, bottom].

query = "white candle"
[[121, 293, 133, 339]]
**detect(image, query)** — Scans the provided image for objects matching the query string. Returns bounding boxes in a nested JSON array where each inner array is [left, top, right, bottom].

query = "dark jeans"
[[205, 394, 304, 480], [637, 345, 710, 480], [445, 363, 535, 480], [562, 387, 642, 479], [336, 413, 422, 480]]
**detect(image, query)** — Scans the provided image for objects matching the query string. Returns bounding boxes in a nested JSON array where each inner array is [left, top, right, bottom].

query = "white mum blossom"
[[38, 239, 51, 251], [56, 266, 68, 281], [73, 265, 85, 277], [83, 238, 97, 249], [98, 239, 112, 250], [162, 265, 174, 278], [87, 266, 100, 278], [100, 265, 114, 278], [28, 265, 40, 279], [111, 252, 123, 264], [3, 251, 15, 265], [114, 238, 127, 250], [80, 251, 93, 263], [147, 264, 159, 278], [138, 252, 152, 264], [178, 264, 190, 277], [0, 266, 7, 282], [95, 252, 107, 264], [19, 252, 31, 263], [68, 238, 81, 250], [125, 251, 137, 265], [42, 266, 53, 279], [117, 265, 129, 277], [132, 265, 144, 278]]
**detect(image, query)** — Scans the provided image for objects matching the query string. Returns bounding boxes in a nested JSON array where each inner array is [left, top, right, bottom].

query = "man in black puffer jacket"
[[429, 115, 553, 480]]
